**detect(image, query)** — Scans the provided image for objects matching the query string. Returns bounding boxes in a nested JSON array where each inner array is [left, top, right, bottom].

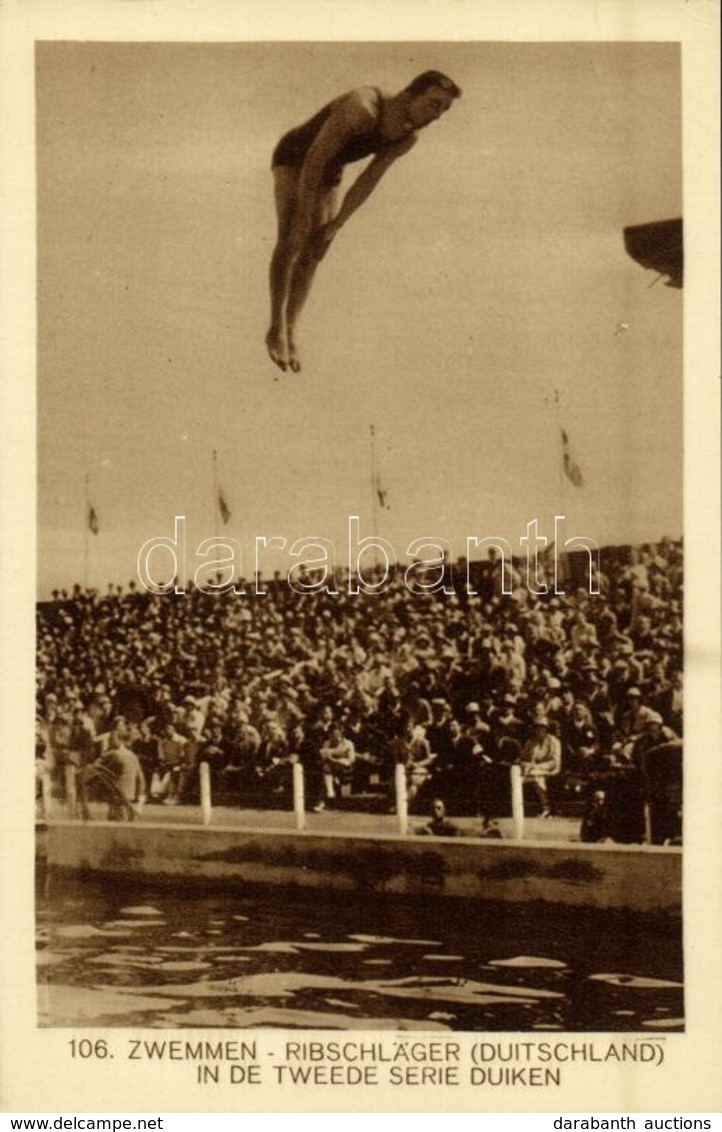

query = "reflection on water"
[[37, 874, 683, 1032]]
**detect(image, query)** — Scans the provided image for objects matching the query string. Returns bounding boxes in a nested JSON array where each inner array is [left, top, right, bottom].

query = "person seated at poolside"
[[256, 717, 297, 797], [197, 721, 227, 793], [132, 717, 161, 789], [45, 713, 73, 797], [521, 717, 562, 818], [35, 720, 50, 816], [220, 710, 262, 795], [435, 717, 490, 817], [344, 711, 384, 791], [478, 815, 503, 838], [580, 789, 614, 843], [101, 720, 146, 819], [416, 797, 459, 837], [317, 724, 358, 810], [561, 699, 601, 797], [149, 721, 188, 804], [403, 721, 437, 806]]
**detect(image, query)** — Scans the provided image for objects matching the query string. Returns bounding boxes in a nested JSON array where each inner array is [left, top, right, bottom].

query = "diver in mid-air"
[[266, 70, 462, 374]]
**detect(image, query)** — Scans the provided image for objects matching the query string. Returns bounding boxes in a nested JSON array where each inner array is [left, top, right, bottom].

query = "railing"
[[194, 760, 524, 838], [38, 758, 682, 846], [42, 760, 528, 836]]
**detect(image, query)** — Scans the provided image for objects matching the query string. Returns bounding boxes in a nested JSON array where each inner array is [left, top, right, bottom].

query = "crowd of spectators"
[[35, 539, 683, 842]]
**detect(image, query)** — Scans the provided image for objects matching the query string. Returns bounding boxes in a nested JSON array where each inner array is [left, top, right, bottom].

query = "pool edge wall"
[[40, 820, 681, 918]]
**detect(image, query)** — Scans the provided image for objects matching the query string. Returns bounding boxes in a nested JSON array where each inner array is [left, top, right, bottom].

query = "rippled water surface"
[[37, 874, 683, 1031]]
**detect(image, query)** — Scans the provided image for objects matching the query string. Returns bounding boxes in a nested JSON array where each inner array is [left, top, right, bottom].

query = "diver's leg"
[[266, 167, 300, 371], [285, 183, 339, 372]]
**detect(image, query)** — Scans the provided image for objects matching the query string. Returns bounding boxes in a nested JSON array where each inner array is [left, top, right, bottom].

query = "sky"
[[36, 40, 683, 596]]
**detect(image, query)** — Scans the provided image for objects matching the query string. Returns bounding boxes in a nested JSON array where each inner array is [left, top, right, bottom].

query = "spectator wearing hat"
[[318, 723, 366, 808], [464, 701, 491, 744], [632, 711, 680, 763], [551, 687, 576, 736], [586, 675, 616, 749], [177, 695, 206, 742], [569, 610, 599, 652], [424, 698, 455, 782], [632, 713, 682, 844], [490, 694, 527, 756], [561, 700, 600, 791], [617, 687, 647, 742], [500, 641, 526, 694]]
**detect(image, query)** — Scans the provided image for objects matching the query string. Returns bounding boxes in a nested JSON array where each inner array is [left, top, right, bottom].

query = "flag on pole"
[[561, 429, 583, 488], [87, 505, 100, 535], [374, 473, 390, 511], [218, 489, 231, 525]]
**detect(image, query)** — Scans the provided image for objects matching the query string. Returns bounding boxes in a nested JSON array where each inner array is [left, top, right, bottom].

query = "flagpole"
[[553, 390, 567, 590], [83, 473, 90, 591], [212, 449, 219, 536], [212, 449, 220, 587], [369, 424, 379, 544], [554, 390, 566, 515]]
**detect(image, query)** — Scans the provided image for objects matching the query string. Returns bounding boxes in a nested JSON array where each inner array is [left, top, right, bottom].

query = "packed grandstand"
[[36, 539, 683, 843]]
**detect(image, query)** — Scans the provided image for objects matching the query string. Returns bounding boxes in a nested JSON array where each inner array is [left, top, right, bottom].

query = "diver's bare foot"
[[266, 328, 288, 372], [287, 338, 301, 374]]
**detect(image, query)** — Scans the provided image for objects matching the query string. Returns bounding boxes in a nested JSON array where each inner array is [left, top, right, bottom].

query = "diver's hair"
[[404, 70, 462, 99]]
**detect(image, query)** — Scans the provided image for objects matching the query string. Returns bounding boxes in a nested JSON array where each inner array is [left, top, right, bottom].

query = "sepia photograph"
[[1, 0, 719, 1116], [34, 37, 685, 1033]]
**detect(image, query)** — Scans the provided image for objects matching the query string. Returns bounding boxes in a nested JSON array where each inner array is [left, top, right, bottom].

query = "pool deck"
[[104, 802, 581, 839]]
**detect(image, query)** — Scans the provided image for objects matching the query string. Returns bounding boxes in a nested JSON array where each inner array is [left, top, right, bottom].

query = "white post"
[[643, 801, 653, 845], [42, 772, 53, 819], [64, 764, 77, 820], [395, 763, 408, 835], [511, 764, 525, 840], [199, 762, 212, 826], [293, 761, 306, 830]]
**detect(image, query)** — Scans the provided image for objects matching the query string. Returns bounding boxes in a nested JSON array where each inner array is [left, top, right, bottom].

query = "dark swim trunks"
[[271, 90, 390, 187]]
